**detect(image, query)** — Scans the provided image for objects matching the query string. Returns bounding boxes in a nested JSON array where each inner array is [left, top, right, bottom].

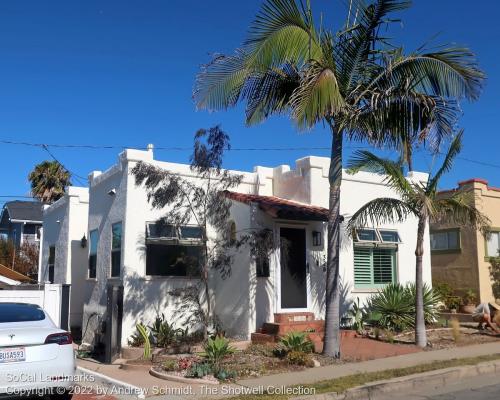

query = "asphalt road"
[[376, 372, 500, 400]]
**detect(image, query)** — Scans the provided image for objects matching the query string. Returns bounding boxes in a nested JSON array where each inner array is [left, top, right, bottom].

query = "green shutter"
[[354, 247, 372, 286], [373, 248, 394, 284], [354, 246, 396, 288]]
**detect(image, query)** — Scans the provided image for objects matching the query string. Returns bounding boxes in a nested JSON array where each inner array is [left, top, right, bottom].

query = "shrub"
[[366, 284, 413, 331], [136, 323, 151, 360], [162, 359, 177, 371], [366, 283, 442, 332], [285, 350, 313, 366], [187, 362, 213, 378], [450, 318, 461, 342], [276, 331, 314, 354], [202, 336, 236, 372], [148, 314, 180, 348], [404, 283, 442, 324], [128, 325, 146, 347]]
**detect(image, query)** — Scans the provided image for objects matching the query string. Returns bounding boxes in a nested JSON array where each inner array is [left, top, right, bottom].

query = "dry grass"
[[226, 354, 500, 400]]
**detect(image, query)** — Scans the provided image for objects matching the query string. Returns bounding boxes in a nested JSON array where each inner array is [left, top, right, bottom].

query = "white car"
[[0, 303, 75, 399]]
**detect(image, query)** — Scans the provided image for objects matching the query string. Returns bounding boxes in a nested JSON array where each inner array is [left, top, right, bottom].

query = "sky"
[[0, 0, 499, 204]]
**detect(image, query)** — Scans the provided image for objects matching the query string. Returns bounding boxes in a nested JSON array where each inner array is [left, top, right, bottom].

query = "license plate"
[[0, 347, 26, 363]]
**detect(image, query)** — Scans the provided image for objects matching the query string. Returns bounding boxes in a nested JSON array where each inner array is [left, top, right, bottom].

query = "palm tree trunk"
[[323, 126, 343, 358], [415, 215, 427, 348]]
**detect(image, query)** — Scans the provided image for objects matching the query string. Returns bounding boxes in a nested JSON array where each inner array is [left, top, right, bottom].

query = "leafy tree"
[[346, 131, 489, 347], [28, 160, 71, 204], [193, 0, 483, 356], [0, 239, 38, 278], [132, 126, 274, 337]]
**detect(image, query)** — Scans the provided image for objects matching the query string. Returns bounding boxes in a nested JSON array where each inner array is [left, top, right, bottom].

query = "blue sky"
[[0, 0, 499, 203]]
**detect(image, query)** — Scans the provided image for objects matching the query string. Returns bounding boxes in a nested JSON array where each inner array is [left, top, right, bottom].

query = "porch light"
[[312, 231, 322, 246], [81, 234, 88, 248]]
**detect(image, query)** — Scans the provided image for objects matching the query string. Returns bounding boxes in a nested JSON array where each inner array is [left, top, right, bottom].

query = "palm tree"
[[194, 0, 484, 356], [346, 131, 489, 347], [28, 160, 71, 204]]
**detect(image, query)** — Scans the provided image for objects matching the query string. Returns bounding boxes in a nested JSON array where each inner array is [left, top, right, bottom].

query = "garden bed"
[[395, 327, 500, 350]]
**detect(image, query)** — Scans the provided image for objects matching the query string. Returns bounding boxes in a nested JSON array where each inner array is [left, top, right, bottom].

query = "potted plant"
[[460, 289, 477, 314]]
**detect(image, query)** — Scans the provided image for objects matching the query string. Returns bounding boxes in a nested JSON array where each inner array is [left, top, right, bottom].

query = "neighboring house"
[[40, 147, 432, 350], [0, 263, 34, 288], [0, 200, 43, 248], [39, 187, 89, 329], [431, 178, 499, 304]]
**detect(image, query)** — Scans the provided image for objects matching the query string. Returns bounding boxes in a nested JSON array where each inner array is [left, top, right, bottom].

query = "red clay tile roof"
[[224, 191, 328, 221]]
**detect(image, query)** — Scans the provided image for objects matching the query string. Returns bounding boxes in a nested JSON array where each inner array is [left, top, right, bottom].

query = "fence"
[[0, 283, 70, 330]]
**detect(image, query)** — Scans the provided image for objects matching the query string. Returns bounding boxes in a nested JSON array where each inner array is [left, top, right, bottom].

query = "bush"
[[366, 284, 413, 331], [285, 350, 313, 366], [202, 336, 236, 372], [148, 314, 180, 348], [162, 359, 177, 371], [366, 283, 442, 332], [187, 362, 212, 378], [276, 331, 314, 355]]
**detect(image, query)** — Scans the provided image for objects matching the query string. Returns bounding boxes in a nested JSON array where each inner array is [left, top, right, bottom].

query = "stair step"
[[251, 332, 277, 343], [274, 312, 315, 323]]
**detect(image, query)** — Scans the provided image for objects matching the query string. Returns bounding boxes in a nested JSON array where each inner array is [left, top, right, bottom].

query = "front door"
[[279, 227, 308, 309]]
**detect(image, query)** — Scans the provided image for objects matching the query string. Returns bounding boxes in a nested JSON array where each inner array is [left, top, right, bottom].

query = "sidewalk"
[[237, 341, 500, 388], [76, 342, 500, 398]]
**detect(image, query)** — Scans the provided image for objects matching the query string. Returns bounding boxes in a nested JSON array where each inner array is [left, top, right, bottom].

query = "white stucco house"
[[39, 146, 431, 352], [39, 186, 89, 328]]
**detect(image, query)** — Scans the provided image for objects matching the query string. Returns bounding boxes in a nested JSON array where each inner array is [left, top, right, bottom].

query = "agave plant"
[[404, 283, 442, 325], [136, 323, 151, 360], [277, 331, 314, 354], [201, 336, 236, 372], [366, 283, 414, 332]]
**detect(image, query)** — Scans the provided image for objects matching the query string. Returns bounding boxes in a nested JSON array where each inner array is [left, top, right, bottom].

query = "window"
[[354, 228, 401, 244], [256, 254, 270, 277], [0, 303, 45, 323], [88, 230, 98, 279], [111, 223, 122, 277], [354, 246, 396, 288], [356, 229, 378, 242], [145, 221, 202, 277], [430, 229, 460, 252], [48, 246, 55, 284], [486, 231, 500, 257]]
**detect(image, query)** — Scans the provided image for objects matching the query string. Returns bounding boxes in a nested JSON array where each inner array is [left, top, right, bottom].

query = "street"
[[376, 372, 500, 400]]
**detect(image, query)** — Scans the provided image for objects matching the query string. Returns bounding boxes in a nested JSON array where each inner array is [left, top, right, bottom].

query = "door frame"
[[274, 222, 311, 313]]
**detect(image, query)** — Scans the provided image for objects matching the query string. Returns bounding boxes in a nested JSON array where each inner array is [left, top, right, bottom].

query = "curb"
[[291, 360, 500, 400], [77, 366, 146, 399]]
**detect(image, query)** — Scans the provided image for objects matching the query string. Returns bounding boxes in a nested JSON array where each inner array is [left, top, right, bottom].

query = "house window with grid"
[[145, 221, 202, 277], [353, 228, 399, 288], [111, 222, 122, 277], [48, 246, 55, 284], [88, 230, 98, 279]]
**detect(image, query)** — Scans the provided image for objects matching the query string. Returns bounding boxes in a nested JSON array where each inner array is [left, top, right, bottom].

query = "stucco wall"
[[67, 147, 431, 347], [40, 187, 89, 328], [431, 179, 500, 303]]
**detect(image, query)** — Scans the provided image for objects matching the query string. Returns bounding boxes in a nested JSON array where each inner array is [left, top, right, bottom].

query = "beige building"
[[431, 178, 500, 303]]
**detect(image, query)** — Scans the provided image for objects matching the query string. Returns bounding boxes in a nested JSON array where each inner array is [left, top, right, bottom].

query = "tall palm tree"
[[194, 0, 484, 356], [346, 131, 489, 347], [28, 160, 71, 204]]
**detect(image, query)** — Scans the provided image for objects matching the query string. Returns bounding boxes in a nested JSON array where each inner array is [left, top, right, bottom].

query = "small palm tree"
[[194, 0, 484, 356], [346, 131, 490, 347], [28, 160, 71, 204]]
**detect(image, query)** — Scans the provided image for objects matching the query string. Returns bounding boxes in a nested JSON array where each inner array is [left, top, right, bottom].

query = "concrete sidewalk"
[[237, 342, 500, 388], [76, 342, 500, 398]]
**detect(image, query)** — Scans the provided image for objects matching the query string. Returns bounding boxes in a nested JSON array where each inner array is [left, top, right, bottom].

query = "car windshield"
[[0, 303, 46, 323]]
